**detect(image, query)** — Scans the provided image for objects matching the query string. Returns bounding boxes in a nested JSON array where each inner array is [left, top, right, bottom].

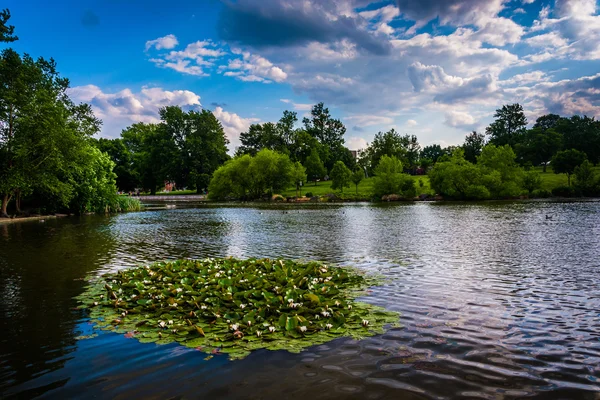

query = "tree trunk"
[[1, 194, 12, 218], [15, 190, 21, 213], [543, 163, 547, 173]]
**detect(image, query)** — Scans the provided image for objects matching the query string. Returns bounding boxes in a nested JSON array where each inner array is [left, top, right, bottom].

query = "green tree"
[[522, 171, 542, 195], [429, 149, 484, 199], [0, 9, 18, 42], [420, 144, 444, 164], [304, 148, 326, 185], [533, 114, 563, 131], [95, 138, 138, 191], [477, 144, 523, 197], [330, 161, 352, 193], [552, 149, 587, 186], [290, 161, 307, 197], [573, 160, 597, 195], [372, 155, 415, 199], [362, 129, 408, 173], [486, 103, 527, 147], [208, 150, 293, 200], [351, 169, 363, 195], [303, 103, 346, 170], [463, 131, 485, 163], [516, 127, 563, 172], [555, 115, 600, 164]]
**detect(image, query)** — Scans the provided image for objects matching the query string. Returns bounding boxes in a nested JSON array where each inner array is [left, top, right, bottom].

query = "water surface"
[[1, 201, 599, 399]]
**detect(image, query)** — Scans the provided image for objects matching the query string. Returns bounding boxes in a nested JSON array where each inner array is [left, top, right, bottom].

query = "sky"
[[4, 0, 600, 151]]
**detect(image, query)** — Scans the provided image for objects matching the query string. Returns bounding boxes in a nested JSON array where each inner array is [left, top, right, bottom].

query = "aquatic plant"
[[77, 258, 400, 360]]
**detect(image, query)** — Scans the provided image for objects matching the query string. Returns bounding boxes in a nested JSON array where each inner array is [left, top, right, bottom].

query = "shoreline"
[[0, 215, 57, 225]]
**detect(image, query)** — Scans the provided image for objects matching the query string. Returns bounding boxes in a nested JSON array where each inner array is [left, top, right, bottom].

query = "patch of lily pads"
[[77, 258, 400, 360]]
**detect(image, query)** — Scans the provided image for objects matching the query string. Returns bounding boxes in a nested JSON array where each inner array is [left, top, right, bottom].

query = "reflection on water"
[[1, 201, 599, 399]]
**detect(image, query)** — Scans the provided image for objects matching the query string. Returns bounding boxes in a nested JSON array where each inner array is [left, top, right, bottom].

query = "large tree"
[[486, 103, 527, 147], [0, 49, 105, 216], [555, 115, 600, 164], [463, 131, 485, 163], [95, 138, 138, 191], [304, 148, 326, 185], [420, 144, 444, 164], [516, 127, 563, 172], [552, 149, 587, 186], [303, 102, 346, 170]]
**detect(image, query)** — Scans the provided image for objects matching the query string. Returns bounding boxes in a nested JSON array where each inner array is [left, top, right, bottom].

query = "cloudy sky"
[[5, 0, 600, 151]]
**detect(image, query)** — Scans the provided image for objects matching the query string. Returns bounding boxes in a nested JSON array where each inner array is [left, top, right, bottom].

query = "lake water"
[[1, 201, 599, 399]]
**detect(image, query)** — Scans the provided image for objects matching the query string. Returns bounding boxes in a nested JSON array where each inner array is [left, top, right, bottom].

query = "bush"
[[304, 192, 313, 198], [531, 189, 551, 198], [552, 185, 577, 197], [465, 185, 491, 200]]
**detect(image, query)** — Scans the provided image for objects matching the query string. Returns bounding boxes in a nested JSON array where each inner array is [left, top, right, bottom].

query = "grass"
[[281, 175, 433, 199]]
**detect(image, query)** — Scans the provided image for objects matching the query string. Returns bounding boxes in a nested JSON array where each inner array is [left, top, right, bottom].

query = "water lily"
[[176, 288, 183, 293], [231, 324, 239, 331], [200, 305, 207, 310], [325, 323, 333, 330], [268, 326, 276, 333], [348, 305, 352, 310], [362, 320, 369, 327], [158, 321, 166, 328], [239, 304, 246, 309], [287, 298, 294, 303], [321, 311, 330, 317], [247, 321, 252, 327], [335, 301, 340, 306], [256, 330, 262, 337], [93, 302, 98, 306], [315, 314, 320, 319], [168, 320, 173, 325], [299, 326, 307, 332]]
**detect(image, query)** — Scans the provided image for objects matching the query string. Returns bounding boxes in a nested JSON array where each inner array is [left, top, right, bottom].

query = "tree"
[[477, 145, 523, 197], [429, 149, 484, 199], [551, 149, 587, 186], [516, 127, 563, 172], [486, 103, 527, 147], [555, 116, 600, 164], [304, 148, 326, 185], [330, 161, 351, 193], [522, 171, 542, 195], [533, 114, 562, 131], [363, 129, 408, 173], [372, 155, 415, 199], [463, 131, 485, 163], [290, 161, 307, 197], [95, 138, 138, 191], [303, 103, 346, 170], [208, 150, 293, 200], [351, 169, 363, 195], [0, 49, 108, 216], [420, 144, 444, 164], [0, 9, 18, 42], [121, 123, 178, 194], [573, 160, 597, 195]]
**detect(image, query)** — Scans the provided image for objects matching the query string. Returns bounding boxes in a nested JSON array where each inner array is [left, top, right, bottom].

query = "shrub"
[[304, 192, 313, 198], [552, 185, 576, 197], [465, 185, 491, 200], [531, 189, 551, 198]]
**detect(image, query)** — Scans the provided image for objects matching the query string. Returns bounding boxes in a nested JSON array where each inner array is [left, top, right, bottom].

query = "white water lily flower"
[[168, 320, 173, 325], [335, 301, 340, 306], [315, 314, 320, 320], [121, 312, 126, 317], [321, 311, 330, 317], [200, 305, 207, 310], [231, 324, 239, 331], [256, 330, 262, 337], [170, 303, 178, 307], [247, 321, 252, 327], [362, 320, 369, 327], [325, 323, 333, 330], [176, 288, 183, 293], [287, 298, 294, 303], [93, 302, 98, 306], [299, 326, 307, 332], [239, 304, 246, 309], [348, 305, 352, 310], [159, 321, 166, 328], [268, 326, 276, 333]]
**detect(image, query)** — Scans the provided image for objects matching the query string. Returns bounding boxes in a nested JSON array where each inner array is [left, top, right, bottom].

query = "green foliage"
[[522, 171, 542, 194], [304, 192, 313, 198], [304, 148, 326, 184], [330, 161, 352, 193], [516, 127, 562, 172], [486, 103, 527, 147], [420, 144, 444, 164], [556, 116, 600, 164], [463, 131, 486, 163], [551, 185, 577, 197], [552, 149, 587, 186], [372, 155, 415, 199], [0, 9, 18, 42], [351, 169, 364, 195], [95, 138, 138, 191], [290, 161, 307, 197], [574, 160, 598, 196], [77, 258, 400, 360], [361, 130, 420, 173], [465, 185, 491, 200], [477, 145, 523, 197], [429, 150, 482, 198], [208, 150, 293, 200], [303, 103, 346, 171]]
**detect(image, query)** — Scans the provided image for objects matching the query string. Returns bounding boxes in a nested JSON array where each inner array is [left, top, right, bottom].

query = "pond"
[[1, 201, 599, 399]]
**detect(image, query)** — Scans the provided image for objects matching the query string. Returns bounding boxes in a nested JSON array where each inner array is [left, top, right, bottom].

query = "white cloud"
[[444, 110, 477, 130], [68, 85, 201, 137], [406, 119, 418, 127], [222, 50, 288, 83], [345, 114, 395, 127], [346, 136, 368, 150], [212, 106, 260, 150], [145, 34, 179, 51]]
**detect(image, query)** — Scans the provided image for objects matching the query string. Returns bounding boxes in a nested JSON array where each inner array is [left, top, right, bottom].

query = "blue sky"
[[4, 0, 600, 151]]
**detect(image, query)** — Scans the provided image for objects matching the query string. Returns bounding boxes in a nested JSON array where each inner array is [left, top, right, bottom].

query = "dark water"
[[1, 201, 600, 399]]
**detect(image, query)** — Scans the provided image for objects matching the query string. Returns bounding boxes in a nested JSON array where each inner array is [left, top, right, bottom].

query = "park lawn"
[[533, 165, 600, 191], [281, 175, 433, 198]]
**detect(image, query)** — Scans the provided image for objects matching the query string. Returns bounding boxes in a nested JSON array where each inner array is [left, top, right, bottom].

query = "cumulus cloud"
[[345, 114, 395, 127], [444, 110, 478, 130], [145, 34, 179, 51], [221, 50, 288, 83], [212, 106, 260, 150], [68, 85, 201, 136]]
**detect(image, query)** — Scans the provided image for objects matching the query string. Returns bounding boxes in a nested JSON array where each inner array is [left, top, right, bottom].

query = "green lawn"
[[281, 175, 433, 198]]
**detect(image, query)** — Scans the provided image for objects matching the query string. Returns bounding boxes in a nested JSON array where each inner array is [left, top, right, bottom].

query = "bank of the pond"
[[0, 215, 57, 224]]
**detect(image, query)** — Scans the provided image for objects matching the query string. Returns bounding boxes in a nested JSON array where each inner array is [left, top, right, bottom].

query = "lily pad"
[[76, 258, 400, 360]]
